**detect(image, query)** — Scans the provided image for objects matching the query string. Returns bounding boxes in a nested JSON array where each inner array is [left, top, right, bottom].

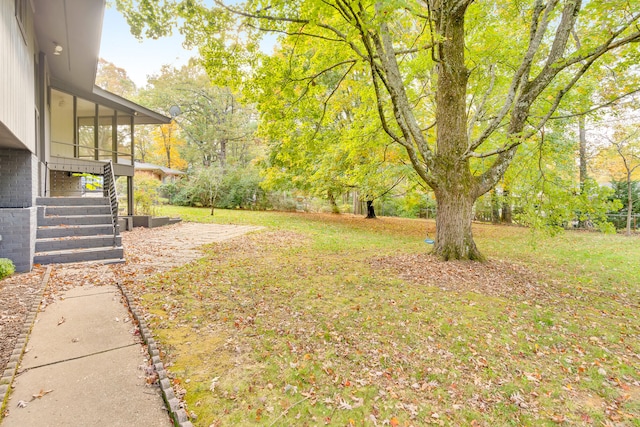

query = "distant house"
[[135, 162, 186, 184], [0, 0, 170, 272]]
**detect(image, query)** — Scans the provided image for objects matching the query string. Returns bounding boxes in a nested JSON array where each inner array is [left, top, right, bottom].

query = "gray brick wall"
[[0, 148, 38, 272], [0, 148, 37, 208], [49, 170, 83, 196], [0, 207, 36, 272], [31, 150, 38, 203]]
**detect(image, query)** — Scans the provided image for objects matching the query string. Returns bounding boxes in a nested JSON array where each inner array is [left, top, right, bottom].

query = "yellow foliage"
[[150, 121, 187, 170]]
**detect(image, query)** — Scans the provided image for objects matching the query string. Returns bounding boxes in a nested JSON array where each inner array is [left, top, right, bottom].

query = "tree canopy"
[[116, 0, 640, 259]]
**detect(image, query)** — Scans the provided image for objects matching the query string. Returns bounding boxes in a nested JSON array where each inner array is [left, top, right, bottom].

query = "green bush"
[[134, 176, 161, 216], [168, 165, 269, 211], [158, 182, 180, 204], [0, 258, 15, 280], [217, 168, 265, 210]]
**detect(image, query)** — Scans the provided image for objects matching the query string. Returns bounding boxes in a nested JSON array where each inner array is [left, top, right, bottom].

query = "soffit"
[[33, 0, 105, 92]]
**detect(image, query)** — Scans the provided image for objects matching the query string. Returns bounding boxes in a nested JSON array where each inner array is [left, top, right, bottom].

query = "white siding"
[[0, 0, 37, 153]]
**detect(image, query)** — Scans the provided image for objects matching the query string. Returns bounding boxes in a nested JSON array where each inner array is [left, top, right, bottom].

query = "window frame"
[[15, 0, 28, 44]]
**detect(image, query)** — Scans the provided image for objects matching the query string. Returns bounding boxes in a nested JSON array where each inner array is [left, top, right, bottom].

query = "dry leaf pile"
[[369, 254, 554, 302]]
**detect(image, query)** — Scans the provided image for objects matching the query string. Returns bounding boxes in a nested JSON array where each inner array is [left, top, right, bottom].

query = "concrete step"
[[39, 214, 114, 227], [34, 246, 125, 265], [37, 224, 116, 239], [35, 235, 122, 252], [43, 205, 111, 216], [34, 196, 124, 266], [64, 258, 126, 266], [37, 197, 109, 206]]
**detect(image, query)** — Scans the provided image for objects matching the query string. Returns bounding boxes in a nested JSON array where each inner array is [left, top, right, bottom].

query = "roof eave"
[[33, 0, 105, 92], [93, 86, 171, 124]]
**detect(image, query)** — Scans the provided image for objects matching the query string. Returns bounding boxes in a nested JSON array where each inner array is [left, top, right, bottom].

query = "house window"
[[15, 0, 27, 44]]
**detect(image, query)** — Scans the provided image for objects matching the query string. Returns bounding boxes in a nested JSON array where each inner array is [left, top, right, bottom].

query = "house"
[[135, 162, 186, 184], [0, 0, 170, 272]]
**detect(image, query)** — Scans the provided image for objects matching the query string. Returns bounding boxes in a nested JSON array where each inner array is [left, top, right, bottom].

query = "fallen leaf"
[[284, 384, 298, 395], [351, 395, 364, 408], [338, 398, 352, 410], [32, 389, 53, 399], [209, 377, 219, 392]]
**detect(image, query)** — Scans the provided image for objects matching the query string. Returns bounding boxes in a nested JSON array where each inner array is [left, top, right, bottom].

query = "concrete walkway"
[[2, 285, 170, 427]]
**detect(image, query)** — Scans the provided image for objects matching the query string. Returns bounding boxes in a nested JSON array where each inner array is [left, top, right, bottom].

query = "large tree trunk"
[[502, 188, 512, 224], [578, 115, 588, 187], [430, 7, 483, 260], [365, 200, 376, 219], [491, 189, 500, 223], [433, 189, 483, 261], [352, 190, 360, 215], [220, 138, 227, 168], [626, 172, 633, 236], [328, 191, 340, 214], [578, 116, 589, 228]]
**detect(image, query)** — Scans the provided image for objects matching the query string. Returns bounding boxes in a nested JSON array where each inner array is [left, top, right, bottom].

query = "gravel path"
[[0, 222, 263, 375]]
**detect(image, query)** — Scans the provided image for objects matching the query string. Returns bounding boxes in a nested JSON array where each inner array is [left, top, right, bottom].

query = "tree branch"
[[371, 17, 434, 167], [309, 61, 357, 141], [467, 64, 496, 138], [523, 41, 625, 141], [246, 23, 344, 43], [287, 59, 358, 84], [468, 0, 555, 152], [547, 88, 640, 119], [213, 0, 308, 25]]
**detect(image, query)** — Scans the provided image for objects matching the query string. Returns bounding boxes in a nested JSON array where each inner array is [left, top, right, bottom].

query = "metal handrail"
[[103, 161, 119, 245]]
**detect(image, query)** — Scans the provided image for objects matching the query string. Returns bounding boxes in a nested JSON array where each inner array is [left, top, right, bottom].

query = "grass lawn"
[[128, 206, 639, 426]]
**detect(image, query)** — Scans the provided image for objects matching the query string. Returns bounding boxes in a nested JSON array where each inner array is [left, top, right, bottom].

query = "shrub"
[[0, 258, 15, 280], [134, 177, 161, 216], [158, 182, 180, 204], [217, 167, 265, 209]]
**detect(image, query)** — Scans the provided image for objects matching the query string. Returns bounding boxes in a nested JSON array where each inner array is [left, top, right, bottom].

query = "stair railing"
[[103, 161, 119, 246]]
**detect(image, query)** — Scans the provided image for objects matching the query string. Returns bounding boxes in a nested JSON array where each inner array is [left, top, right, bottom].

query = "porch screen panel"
[[50, 90, 74, 157], [116, 115, 133, 165], [98, 106, 114, 161], [77, 98, 96, 160]]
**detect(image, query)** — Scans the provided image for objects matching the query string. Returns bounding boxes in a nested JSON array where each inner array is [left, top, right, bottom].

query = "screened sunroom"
[[47, 85, 169, 215]]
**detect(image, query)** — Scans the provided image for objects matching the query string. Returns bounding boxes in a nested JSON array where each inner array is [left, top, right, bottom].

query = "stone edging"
[[0, 266, 52, 416], [117, 283, 193, 427]]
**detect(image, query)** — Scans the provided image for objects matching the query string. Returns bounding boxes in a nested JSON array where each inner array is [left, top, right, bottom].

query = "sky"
[[98, 2, 275, 88], [99, 6, 195, 88]]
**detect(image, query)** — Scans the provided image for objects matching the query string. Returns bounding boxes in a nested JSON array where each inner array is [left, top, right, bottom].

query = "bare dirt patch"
[[120, 222, 262, 269]]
